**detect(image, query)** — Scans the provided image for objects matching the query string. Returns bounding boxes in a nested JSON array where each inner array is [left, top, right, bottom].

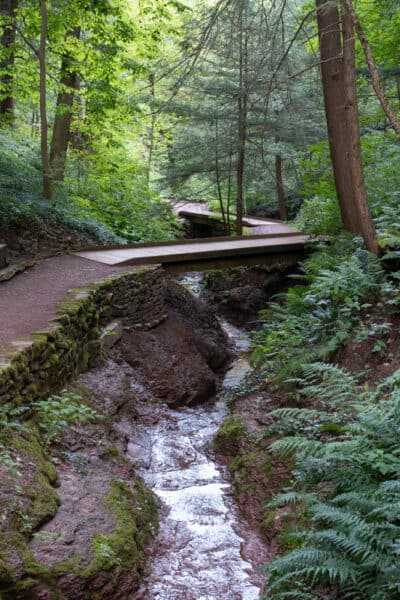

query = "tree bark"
[[235, 0, 248, 236], [226, 145, 233, 234], [147, 72, 156, 185], [214, 117, 228, 232], [50, 26, 81, 181], [316, 0, 361, 234], [39, 0, 51, 199], [341, 5, 378, 254], [0, 0, 18, 123], [342, 0, 400, 135], [275, 138, 287, 220]]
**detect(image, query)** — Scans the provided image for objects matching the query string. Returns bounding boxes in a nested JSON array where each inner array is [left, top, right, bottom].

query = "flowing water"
[[128, 274, 265, 600]]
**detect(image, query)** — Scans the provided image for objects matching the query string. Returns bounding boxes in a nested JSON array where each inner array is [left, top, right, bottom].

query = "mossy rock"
[[0, 427, 61, 597], [82, 477, 158, 580], [214, 416, 246, 455]]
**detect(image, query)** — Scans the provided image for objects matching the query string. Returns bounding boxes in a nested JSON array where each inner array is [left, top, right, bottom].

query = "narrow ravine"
[[128, 275, 267, 599]]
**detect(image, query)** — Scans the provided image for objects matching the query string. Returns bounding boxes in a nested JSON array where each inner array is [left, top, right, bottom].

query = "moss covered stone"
[[85, 477, 158, 579], [214, 416, 246, 455]]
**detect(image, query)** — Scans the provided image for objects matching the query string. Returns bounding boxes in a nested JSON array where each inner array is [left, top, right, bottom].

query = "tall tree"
[[0, 0, 18, 122], [235, 0, 249, 235], [341, 1, 377, 253], [316, 0, 377, 253], [275, 148, 287, 221]]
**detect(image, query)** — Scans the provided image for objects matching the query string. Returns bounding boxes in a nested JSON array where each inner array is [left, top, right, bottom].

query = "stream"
[[128, 275, 265, 599]]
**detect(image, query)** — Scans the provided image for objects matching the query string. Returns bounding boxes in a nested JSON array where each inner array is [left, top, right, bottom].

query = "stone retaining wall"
[[0, 265, 166, 406]]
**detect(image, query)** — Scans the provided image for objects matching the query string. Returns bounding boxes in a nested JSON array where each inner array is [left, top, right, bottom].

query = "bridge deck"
[[75, 233, 309, 267]]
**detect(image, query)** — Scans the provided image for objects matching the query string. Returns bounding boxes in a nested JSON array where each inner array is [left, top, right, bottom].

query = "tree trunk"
[[50, 26, 81, 181], [316, 0, 378, 254], [226, 145, 233, 234], [214, 118, 228, 232], [236, 95, 246, 235], [275, 139, 287, 220], [0, 0, 18, 123], [235, 0, 248, 237], [39, 0, 51, 199], [316, 0, 361, 234], [342, 0, 400, 135], [341, 4, 378, 254], [147, 73, 156, 185]]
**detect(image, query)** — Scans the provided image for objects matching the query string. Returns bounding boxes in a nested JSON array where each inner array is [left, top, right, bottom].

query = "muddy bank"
[[213, 383, 294, 555], [201, 266, 295, 328], [113, 280, 232, 407]]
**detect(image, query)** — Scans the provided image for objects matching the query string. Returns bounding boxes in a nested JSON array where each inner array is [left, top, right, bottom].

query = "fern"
[[264, 371, 400, 600], [252, 238, 385, 381], [269, 437, 323, 457]]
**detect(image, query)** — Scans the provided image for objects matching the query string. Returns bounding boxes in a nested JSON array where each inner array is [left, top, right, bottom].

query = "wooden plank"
[[169, 199, 292, 230], [75, 234, 309, 267], [73, 231, 304, 254]]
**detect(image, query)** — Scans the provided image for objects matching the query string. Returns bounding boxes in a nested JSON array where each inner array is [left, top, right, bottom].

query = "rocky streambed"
[[129, 316, 268, 599]]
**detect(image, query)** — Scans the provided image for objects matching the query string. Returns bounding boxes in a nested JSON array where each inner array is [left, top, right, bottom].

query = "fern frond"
[[309, 503, 371, 534], [267, 491, 316, 508], [268, 548, 358, 586], [269, 437, 323, 457], [307, 529, 374, 561]]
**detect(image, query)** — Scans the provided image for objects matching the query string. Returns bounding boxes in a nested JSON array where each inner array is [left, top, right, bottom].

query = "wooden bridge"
[[75, 231, 309, 273], [168, 199, 293, 236]]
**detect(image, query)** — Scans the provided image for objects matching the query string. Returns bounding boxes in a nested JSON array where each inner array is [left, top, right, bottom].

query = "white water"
[[128, 274, 263, 600]]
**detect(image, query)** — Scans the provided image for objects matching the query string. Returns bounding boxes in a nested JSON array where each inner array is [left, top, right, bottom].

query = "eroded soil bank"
[[0, 276, 270, 599]]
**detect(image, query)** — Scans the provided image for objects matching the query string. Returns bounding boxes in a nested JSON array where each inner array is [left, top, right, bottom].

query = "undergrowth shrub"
[[0, 130, 122, 245], [65, 142, 180, 242], [0, 129, 179, 247], [264, 365, 400, 600], [33, 389, 103, 447], [251, 237, 385, 382], [296, 133, 400, 254]]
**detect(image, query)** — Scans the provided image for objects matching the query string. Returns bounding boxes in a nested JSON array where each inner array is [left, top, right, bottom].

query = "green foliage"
[[161, 0, 324, 215], [264, 368, 400, 599], [0, 403, 30, 479], [0, 129, 179, 246], [33, 389, 103, 446], [65, 142, 179, 242], [251, 237, 384, 381], [297, 133, 400, 247], [0, 130, 123, 246], [295, 196, 342, 236]]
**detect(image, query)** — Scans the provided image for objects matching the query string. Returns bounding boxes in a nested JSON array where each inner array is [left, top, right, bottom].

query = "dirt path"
[[0, 254, 137, 352]]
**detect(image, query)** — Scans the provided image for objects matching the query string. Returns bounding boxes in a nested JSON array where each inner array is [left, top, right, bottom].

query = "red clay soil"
[[0, 255, 138, 351]]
